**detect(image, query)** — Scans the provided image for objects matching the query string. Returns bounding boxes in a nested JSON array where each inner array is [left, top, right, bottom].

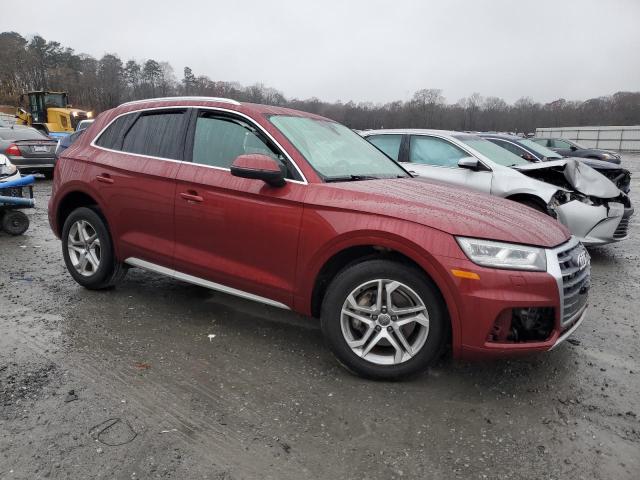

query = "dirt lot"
[[1, 155, 639, 480]]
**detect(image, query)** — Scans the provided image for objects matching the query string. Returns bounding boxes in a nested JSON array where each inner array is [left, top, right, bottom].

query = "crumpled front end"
[[550, 193, 633, 246], [515, 159, 634, 246]]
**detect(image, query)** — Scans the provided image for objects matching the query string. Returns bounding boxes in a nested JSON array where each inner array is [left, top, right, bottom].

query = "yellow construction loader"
[[15, 91, 93, 138]]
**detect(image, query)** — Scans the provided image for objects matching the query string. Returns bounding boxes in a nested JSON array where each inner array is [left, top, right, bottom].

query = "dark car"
[[481, 133, 631, 193], [531, 137, 621, 164], [55, 129, 86, 158], [0, 126, 58, 177]]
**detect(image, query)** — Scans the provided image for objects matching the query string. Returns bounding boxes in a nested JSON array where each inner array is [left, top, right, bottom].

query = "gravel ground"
[[1, 155, 639, 479]]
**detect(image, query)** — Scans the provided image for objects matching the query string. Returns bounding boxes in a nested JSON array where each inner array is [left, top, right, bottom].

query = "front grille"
[[557, 242, 590, 327], [614, 216, 630, 239]]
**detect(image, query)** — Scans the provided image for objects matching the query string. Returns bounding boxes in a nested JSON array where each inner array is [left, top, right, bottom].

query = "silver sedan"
[[361, 129, 633, 246]]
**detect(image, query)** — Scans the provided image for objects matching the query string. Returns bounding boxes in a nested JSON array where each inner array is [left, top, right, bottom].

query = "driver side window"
[[192, 113, 297, 179], [409, 135, 468, 167]]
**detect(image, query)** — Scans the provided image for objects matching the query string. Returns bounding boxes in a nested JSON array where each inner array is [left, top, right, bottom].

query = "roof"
[[114, 96, 329, 120], [360, 128, 462, 136], [478, 132, 523, 141]]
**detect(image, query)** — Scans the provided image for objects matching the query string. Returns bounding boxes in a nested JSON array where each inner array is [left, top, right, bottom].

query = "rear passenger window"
[[192, 113, 296, 178], [366, 134, 402, 161], [121, 110, 187, 160]]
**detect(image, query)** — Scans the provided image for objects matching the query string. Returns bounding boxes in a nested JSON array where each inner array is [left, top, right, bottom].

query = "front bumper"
[[555, 200, 633, 246], [441, 236, 588, 359]]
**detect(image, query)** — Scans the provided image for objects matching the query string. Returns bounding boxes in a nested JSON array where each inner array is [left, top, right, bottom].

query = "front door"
[[173, 110, 305, 307]]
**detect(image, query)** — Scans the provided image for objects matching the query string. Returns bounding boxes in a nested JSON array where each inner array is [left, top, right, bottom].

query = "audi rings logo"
[[575, 250, 589, 270]]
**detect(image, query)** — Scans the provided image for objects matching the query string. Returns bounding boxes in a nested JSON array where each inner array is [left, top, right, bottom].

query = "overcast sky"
[[2, 0, 639, 104]]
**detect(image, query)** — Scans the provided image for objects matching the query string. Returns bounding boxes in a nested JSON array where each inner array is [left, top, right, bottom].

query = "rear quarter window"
[[94, 114, 137, 150]]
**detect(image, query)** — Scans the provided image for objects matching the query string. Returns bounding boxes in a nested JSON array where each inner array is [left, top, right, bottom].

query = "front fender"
[[294, 212, 466, 357], [492, 171, 561, 204]]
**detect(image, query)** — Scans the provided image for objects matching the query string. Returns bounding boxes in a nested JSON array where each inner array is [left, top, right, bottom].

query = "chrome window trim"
[[125, 257, 290, 310], [89, 105, 308, 185]]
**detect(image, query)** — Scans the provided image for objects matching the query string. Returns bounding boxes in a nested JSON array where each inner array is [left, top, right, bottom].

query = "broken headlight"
[[456, 237, 547, 271]]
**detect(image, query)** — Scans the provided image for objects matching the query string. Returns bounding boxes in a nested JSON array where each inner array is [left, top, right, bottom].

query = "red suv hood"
[[308, 178, 570, 248]]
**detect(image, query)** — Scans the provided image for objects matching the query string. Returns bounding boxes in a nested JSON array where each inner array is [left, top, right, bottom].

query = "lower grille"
[[557, 242, 590, 327], [614, 217, 630, 239]]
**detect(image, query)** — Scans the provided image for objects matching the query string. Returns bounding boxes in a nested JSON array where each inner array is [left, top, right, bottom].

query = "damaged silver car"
[[361, 130, 633, 246]]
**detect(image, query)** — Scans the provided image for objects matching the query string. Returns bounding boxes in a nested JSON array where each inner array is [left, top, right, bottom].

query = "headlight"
[[456, 237, 547, 271], [72, 111, 78, 117], [87, 111, 93, 118], [601, 153, 611, 159]]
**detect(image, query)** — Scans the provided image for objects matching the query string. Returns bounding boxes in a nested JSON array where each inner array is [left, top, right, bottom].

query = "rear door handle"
[[96, 173, 114, 184], [180, 191, 203, 203]]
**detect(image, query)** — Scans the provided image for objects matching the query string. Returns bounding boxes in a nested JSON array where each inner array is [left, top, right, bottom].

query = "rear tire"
[[321, 259, 447, 380], [61, 207, 126, 290], [1, 210, 29, 235]]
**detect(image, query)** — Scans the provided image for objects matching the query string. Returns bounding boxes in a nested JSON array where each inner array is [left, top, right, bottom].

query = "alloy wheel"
[[67, 219, 101, 277], [340, 279, 430, 365]]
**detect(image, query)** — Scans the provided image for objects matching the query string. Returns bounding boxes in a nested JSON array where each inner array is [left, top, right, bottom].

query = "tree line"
[[1, 31, 639, 133]]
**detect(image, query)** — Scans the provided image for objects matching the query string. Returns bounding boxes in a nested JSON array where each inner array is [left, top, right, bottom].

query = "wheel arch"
[[305, 235, 461, 355], [55, 188, 106, 237], [506, 193, 549, 212]]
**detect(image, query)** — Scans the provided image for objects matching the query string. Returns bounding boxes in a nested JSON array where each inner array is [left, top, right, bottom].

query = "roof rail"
[[120, 96, 241, 107]]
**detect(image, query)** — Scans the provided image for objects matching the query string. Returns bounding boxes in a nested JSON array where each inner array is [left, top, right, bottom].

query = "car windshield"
[[454, 135, 528, 166], [0, 127, 49, 141], [268, 115, 409, 181], [518, 138, 563, 159]]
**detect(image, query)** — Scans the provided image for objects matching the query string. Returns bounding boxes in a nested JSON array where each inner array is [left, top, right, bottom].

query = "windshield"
[[518, 138, 563, 159], [269, 115, 409, 181], [44, 93, 67, 108], [454, 135, 528, 166]]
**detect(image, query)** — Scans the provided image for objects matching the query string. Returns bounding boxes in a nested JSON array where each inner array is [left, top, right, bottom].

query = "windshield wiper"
[[324, 175, 380, 183]]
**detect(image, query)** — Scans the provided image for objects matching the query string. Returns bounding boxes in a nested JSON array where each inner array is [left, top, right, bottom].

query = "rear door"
[[90, 108, 190, 268], [405, 135, 492, 193], [173, 109, 305, 307]]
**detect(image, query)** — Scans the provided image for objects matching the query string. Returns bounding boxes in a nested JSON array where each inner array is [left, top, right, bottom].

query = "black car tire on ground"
[[61, 207, 127, 290], [321, 259, 447, 380], [1, 210, 29, 235]]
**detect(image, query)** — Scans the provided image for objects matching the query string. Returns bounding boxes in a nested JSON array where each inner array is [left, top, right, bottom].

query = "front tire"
[[321, 259, 447, 380], [61, 207, 126, 289]]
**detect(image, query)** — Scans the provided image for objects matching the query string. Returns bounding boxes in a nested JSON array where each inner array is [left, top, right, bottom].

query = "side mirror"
[[570, 145, 578, 151], [521, 152, 536, 161], [458, 157, 481, 170], [230, 154, 286, 187]]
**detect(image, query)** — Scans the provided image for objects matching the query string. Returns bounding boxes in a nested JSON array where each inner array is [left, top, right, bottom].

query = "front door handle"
[[96, 173, 114, 184], [180, 191, 203, 203]]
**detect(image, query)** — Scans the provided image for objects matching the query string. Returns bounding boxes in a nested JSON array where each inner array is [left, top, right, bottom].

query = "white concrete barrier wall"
[[535, 126, 640, 152]]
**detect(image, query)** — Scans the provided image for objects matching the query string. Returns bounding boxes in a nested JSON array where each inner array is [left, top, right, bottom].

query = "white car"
[[361, 129, 633, 246]]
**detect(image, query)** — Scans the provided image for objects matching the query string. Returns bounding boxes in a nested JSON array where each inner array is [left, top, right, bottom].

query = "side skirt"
[[124, 257, 291, 310]]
